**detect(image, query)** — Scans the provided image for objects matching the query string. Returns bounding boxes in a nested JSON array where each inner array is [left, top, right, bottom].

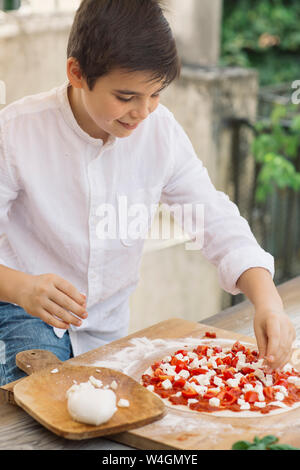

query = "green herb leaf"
[[232, 440, 252, 450]]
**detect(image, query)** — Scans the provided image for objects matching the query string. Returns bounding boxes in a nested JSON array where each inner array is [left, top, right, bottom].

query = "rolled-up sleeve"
[[161, 116, 274, 295], [0, 123, 19, 266]]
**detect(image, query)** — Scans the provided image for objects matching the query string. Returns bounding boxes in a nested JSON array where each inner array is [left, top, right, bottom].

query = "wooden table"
[[1, 275, 299, 450]]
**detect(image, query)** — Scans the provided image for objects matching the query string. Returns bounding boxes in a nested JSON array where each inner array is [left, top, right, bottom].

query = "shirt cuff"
[[218, 246, 275, 295]]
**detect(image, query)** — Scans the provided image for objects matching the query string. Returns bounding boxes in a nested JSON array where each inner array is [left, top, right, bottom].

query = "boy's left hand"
[[254, 307, 296, 370]]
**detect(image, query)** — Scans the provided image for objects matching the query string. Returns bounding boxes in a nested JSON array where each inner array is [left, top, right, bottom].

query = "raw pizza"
[[141, 332, 300, 417]]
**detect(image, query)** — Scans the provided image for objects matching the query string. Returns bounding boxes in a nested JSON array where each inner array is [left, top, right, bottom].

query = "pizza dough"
[[140, 337, 300, 418], [66, 380, 117, 426]]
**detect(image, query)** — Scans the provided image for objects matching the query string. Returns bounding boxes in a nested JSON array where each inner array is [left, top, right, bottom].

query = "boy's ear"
[[66, 57, 84, 89]]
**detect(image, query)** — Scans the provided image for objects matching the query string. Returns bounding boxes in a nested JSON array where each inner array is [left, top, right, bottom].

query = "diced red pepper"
[[244, 391, 259, 403], [245, 353, 256, 363], [173, 377, 186, 388], [239, 376, 248, 388], [222, 356, 232, 366], [240, 367, 255, 375], [151, 361, 162, 371], [274, 378, 288, 387], [231, 341, 246, 353], [204, 389, 219, 400], [182, 388, 198, 398], [223, 368, 235, 380], [221, 391, 237, 405], [175, 360, 188, 373], [174, 349, 188, 356], [204, 331, 216, 338], [231, 356, 239, 368], [158, 375, 174, 382], [194, 345, 208, 356], [263, 386, 274, 400], [190, 368, 209, 376]]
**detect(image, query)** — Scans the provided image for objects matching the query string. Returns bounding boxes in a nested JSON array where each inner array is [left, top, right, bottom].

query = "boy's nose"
[[131, 101, 151, 120]]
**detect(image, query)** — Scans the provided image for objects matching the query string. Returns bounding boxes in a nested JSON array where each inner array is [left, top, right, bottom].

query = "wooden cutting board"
[[3, 318, 300, 449], [4, 350, 165, 440]]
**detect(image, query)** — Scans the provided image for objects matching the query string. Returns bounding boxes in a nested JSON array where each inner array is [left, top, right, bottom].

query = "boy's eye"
[[117, 96, 133, 103], [116, 93, 160, 103]]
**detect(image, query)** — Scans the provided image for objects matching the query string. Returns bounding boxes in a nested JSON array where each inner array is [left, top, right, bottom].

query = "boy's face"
[[67, 60, 165, 141]]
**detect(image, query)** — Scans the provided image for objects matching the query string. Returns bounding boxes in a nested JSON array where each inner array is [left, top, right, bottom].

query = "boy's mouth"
[[117, 120, 139, 130]]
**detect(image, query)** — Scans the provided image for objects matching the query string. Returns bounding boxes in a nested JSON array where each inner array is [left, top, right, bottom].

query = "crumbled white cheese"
[[273, 385, 288, 396], [227, 378, 239, 388], [110, 380, 118, 390], [198, 357, 208, 366], [206, 348, 213, 357], [287, 376, 300, 387], [178, 369, 190, 379], [236, 352, 246, 360], [193, 374, 210, 386], [162, 355, 172, 363], [234, 373, 244, 383], [161, 379, 173, 390], [146, 385, 154, 392], [189, 383, 207, 396], [254, 369, 265, 381], [208, 397, 220, 408], [274, 391, 285, 401], [175, 353, 184, 361], [189, 358, 200, 369], [160, 363, 176, 376], [240, 402, 250, 410], [283, 363, 293, 373], [206, 369, 216, 377], [236, 360, 247, 371], [187, 352, 198, 360], [89, 376, 103, 388], [117, 398, 130, 408], [265, 374, 273, 387], [254, 401, 266, 408], [269, 401, 288, 409], [243, 383, 254, 392], [254, 382, 264, 399], [187, 398, 198, 405], [213, 376, 223, 387], [209, 359, 218, 369]]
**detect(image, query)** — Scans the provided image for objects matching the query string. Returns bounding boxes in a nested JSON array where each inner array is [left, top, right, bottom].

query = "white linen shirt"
[[0, 82, 274, 355]]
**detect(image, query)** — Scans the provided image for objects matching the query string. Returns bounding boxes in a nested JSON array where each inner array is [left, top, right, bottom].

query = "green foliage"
[[251, 105, 300, 202], [221, 0, 300, 85], [232, 435, 300, 450]]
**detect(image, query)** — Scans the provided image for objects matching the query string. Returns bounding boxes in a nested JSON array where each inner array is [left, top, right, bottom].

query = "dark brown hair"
[[67, 0, 181, 90]]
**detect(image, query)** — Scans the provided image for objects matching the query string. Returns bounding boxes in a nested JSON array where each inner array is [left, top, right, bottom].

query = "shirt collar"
[[56, 81, 117, 149]]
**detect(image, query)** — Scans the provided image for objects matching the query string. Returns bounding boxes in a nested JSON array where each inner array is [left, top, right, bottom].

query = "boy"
[[0, 0, 295, 385]]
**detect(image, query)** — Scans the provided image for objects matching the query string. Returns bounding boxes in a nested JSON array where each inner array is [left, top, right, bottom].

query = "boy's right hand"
[[18, 273, 88, 329]]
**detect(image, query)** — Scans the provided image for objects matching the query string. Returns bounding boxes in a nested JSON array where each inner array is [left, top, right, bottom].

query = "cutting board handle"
[[0, 350, 62, 405], [16, 349, 62, 375]]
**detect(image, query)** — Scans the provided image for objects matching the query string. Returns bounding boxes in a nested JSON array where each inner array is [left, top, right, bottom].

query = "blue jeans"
[[0, 301, 73, 386]]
